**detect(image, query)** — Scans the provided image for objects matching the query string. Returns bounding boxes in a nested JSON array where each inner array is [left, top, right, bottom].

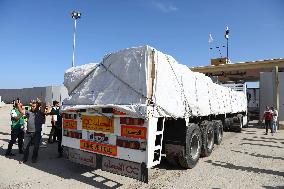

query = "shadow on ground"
[[242, 137, 278, 143], [153, 158, 184, 171], [262, 186, 284, 189], [0, 131, 11, 136], [240, 142, 283, 149], [205, 160, 284, 177], [231, 150, 284, 161], [0, 136, 123, 189], [259, 136, 284, 141]]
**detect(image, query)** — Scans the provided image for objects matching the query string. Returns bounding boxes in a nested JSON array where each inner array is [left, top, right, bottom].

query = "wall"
[[260, 72, 284, 121], [0, 86, 69, 105]]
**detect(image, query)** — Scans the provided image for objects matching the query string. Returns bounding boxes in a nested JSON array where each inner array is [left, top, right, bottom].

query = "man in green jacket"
[[5, 102, 25, 156]]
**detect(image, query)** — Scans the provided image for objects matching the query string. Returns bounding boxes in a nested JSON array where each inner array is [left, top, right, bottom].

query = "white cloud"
[[153, 1, 178, 13]]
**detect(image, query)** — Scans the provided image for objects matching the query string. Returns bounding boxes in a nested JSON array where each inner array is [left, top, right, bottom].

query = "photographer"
[[22, 101, 51, 163]]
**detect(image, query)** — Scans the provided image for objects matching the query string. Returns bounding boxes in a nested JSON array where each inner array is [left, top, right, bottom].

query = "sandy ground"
[[0, 104, 283, 189]]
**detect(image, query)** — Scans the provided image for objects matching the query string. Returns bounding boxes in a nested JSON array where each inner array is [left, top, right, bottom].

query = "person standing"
[[271, 107, 278, 134], [5, 102, 25, 156], [23, 101, 50, 163], [261, 106, 273, 135], [51, 101, 63, 158], [48, 101, 59, 143], [56, 111, 63, 158]]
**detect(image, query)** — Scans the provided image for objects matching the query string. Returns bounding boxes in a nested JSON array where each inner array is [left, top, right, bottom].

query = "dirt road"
[[0, 104, 283, 189]]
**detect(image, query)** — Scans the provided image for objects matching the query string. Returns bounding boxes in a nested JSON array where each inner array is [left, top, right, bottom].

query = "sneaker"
[[264, 133, 268, 135], [32, 158, 37, 163]]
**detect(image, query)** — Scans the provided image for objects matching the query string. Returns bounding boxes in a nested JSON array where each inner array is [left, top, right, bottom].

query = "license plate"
[[80, 140, 117, 156]]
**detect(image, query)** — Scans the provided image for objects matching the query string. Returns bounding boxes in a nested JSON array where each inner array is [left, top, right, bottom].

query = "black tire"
[[201, 121, 215, 157], [213, 120, 223, 145], [178, 123, 202, 169]]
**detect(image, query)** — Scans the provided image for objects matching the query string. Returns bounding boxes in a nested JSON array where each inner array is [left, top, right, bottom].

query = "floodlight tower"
[[225, 26, 229, 63], [71, 11, 81, 67]]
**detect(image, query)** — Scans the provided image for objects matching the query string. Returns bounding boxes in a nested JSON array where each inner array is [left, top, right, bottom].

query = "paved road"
[[0, 104, 283, 189]]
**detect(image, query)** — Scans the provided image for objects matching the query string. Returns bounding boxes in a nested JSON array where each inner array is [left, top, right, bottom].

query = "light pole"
[[71, 11, 81, 67], [225, 26, 229, 63]]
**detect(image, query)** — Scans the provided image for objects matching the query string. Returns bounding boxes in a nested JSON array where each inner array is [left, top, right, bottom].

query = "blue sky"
[[0, 0, 283, 89]]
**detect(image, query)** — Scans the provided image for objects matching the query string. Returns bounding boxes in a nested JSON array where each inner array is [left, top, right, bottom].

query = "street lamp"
[[224, 26, 229, 63], [71, 11, 81, 67]]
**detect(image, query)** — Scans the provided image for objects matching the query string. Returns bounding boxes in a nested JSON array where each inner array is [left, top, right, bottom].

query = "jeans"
[[23, 131, 41, 161], [265, 120, 272, 134], [272, 121, 277, 133], [6, 127, 24, 154]]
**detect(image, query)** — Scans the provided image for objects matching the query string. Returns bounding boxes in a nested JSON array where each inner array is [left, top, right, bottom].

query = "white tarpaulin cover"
[[62, 46, 247, 118]]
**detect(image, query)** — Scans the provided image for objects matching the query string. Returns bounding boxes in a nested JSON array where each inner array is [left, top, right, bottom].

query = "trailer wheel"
[[213, 120, 223, 145], [201, 121, 215, 157], [178, 123, 202, 169]]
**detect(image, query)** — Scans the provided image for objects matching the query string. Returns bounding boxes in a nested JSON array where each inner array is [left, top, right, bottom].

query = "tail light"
[[120, 117, 126, 124], [120, 117, 144, 126], [129, 141, 140, 149], [71, 132, 75, 138], [116, 139, 142, 150]]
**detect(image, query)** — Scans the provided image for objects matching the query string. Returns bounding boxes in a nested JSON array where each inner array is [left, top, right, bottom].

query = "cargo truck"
[[61, 46, 247, 182]]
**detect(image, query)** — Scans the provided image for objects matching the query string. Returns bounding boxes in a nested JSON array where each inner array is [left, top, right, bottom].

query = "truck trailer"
[[61, 46, 247, 182]]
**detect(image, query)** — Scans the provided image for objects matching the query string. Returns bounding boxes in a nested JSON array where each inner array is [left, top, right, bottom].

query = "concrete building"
[[260, 72, 284, 121], [0, 86, 69, 105], [190, 58, 284, 126]]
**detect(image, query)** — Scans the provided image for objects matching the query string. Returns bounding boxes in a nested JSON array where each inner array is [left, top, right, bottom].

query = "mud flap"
[[102, 156, 148, 183], [66, 147, 148, 183]]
